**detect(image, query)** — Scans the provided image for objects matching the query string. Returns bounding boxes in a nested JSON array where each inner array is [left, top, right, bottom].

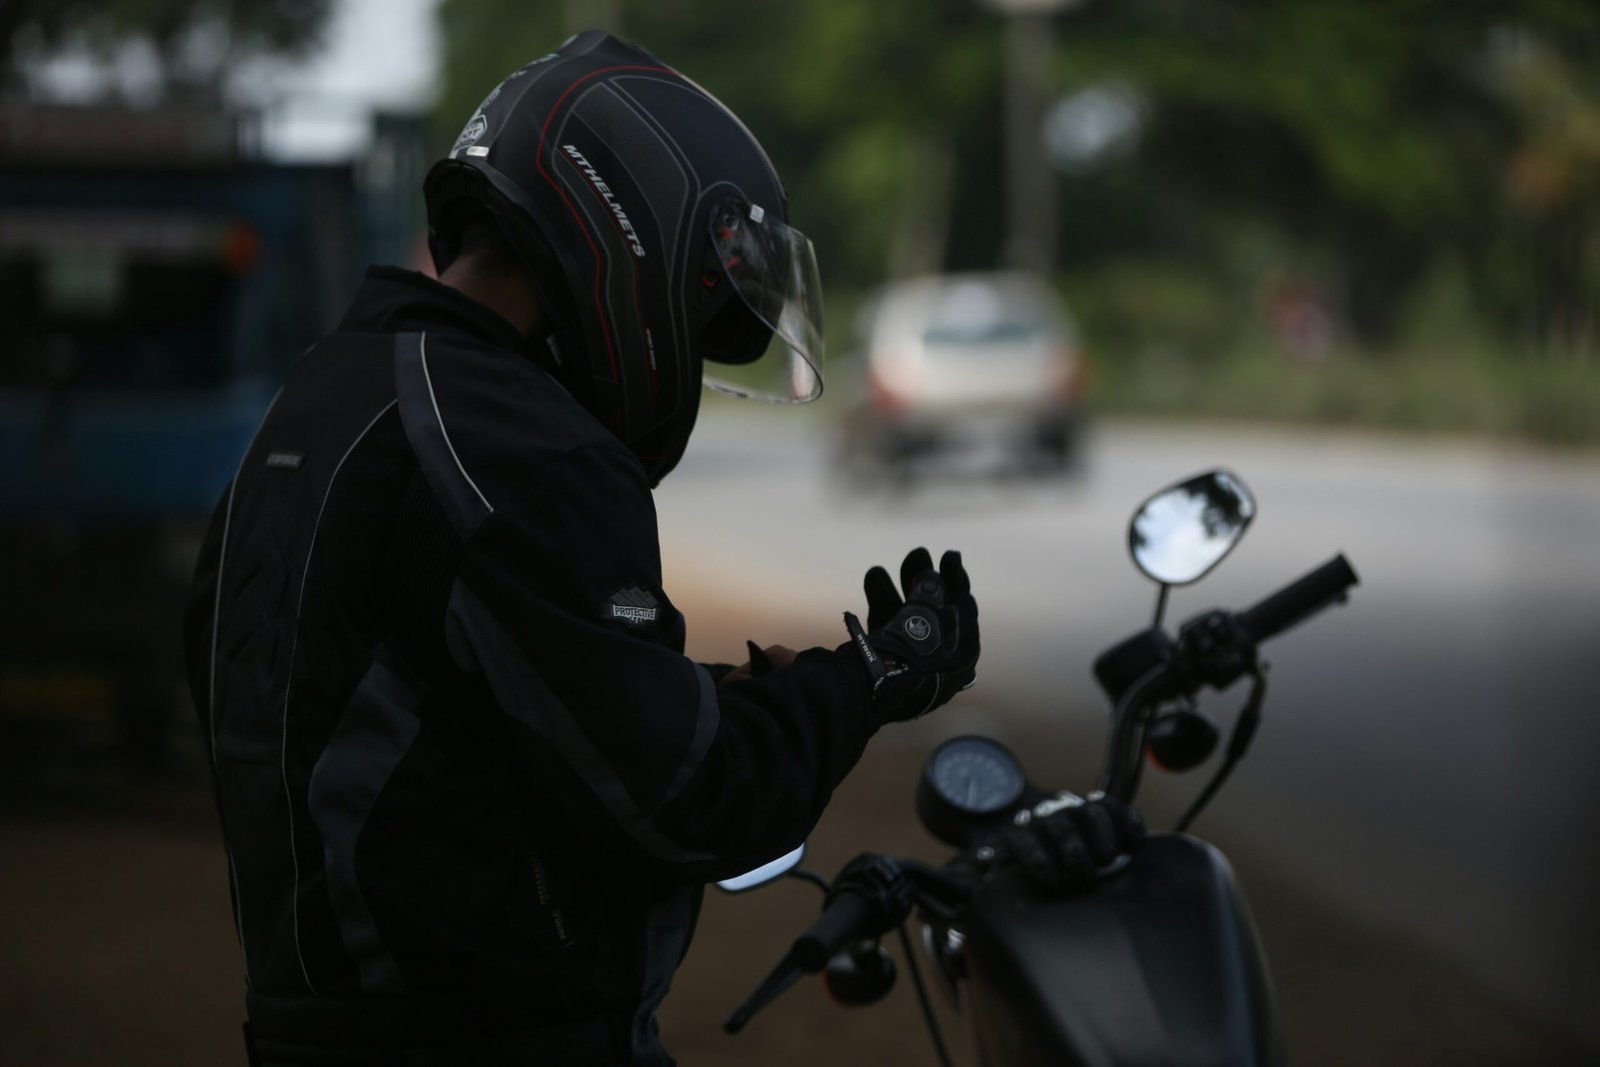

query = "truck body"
[[0, 102, 421, 763]]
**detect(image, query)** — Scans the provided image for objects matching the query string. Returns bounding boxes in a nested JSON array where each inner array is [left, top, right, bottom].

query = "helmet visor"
[[703, 197, 825, 403]]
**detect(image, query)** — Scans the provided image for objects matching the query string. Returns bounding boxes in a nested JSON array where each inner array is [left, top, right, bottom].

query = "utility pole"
[[566, 0, 621, 34], [983, 0, 1081, 274]]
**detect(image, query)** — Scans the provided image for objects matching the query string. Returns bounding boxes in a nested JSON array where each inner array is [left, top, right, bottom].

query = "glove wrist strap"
[[843, 611, 887, 685]]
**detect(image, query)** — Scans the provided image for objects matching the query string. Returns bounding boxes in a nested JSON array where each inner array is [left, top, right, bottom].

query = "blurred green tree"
[[1480, 26, 1600, 352], [435, 0, 1600, 354], [1057, 0, 1600, 350]]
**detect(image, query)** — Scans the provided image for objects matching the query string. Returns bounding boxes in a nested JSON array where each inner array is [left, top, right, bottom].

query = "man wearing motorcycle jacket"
[[183, 32, 980, 1066]]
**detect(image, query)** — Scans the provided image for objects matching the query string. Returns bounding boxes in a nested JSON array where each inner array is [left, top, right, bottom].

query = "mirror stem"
[[1153, 584, 1170, 629]]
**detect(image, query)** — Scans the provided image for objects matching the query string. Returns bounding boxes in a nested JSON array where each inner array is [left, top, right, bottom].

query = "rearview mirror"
[[715, 844, 806, 893], [1129, 470, 1256, 587]]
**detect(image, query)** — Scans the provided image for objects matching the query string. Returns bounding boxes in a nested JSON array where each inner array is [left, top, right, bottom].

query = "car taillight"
[[1051, 347, 1088, 403], [868, 368, 910, 417], [868, 348, 920, 417], [222, 222, 261, 274]]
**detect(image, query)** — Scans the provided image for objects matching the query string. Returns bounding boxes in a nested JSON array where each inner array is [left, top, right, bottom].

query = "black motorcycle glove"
[[843, 547, 979, 724], [994, 791, 1145, 895]]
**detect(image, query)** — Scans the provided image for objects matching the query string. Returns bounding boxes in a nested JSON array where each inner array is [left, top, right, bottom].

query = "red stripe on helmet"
[[532, 63, 674, 424]]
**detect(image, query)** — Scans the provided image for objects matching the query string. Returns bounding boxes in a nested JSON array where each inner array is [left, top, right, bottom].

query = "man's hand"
[[993, 791, 1145, 894], [721, 640, 798, 685], [844, 547, 979, 724]]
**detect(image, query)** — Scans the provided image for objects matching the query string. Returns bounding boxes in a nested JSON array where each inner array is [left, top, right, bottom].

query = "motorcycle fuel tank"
[[963, 833, 1284, 1067]]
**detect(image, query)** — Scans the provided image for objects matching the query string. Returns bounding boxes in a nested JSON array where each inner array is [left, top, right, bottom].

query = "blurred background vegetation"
[[434, 0, 1600, 444], [6, 0, 1599, 448]]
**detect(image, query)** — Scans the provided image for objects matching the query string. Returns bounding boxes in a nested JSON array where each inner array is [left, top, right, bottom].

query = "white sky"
[[26, 0, 444, 162], [237, 0, 443, 161]]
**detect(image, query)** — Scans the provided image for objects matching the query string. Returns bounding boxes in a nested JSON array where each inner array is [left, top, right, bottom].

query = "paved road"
[[658, 402, 1600, 1051], [5, 407, 1594, 1066]]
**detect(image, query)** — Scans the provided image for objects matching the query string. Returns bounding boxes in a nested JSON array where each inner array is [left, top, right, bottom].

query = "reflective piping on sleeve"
[[206, 477, 237, 774], [208, 385, 282, 990], [209, 387, 283, 772], [279, 397, 398, 996], [445, 580, 715, 865], [631, 885, 697, 1062], [308, 650, 426, 995], [394, 332, 493, 538], [661, 665, 721, 806], [419, 332, 493, 514]]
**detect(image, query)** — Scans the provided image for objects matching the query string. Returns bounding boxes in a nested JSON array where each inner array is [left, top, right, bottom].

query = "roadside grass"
[[1084, 341, 1600, 449], [749, 281, 1599, 451]]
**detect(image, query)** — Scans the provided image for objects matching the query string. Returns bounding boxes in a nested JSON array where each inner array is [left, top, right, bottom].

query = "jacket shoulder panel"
[[392, 330, 639, 540]]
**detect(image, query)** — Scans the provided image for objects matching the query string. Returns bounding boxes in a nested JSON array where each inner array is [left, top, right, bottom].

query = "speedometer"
[[928, 736, 1025, 813], [916, 735, 1028, 846]]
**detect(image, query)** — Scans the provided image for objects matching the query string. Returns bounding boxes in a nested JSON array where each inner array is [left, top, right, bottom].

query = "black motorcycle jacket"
[[183, 267, 878, 1065]]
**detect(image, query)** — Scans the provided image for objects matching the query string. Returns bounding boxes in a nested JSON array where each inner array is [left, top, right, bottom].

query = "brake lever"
[[725, 853, 934, 1033], [723, 951, 806, 1034]]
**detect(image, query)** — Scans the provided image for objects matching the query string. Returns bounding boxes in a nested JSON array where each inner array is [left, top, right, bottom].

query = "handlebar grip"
[[790, 891, 872, 973], [1237, 554, 1359, 644]]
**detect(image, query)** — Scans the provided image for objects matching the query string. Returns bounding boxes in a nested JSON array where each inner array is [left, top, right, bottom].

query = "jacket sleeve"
[[183, 482, 232, 756], [446, 443, 877, 882]]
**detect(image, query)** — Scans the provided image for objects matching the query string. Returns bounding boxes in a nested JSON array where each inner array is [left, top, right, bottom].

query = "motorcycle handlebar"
[[1236, 554, 1359, 645], [791, 890, 872, 973], [727, 857, 947, 1034]]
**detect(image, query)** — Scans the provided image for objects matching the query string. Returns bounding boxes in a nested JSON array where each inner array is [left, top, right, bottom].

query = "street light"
[[981, 0, 1084, 274]]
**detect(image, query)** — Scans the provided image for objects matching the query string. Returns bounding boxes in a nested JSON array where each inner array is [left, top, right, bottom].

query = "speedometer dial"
[[928, 737, 1026, 813], [917, 736, 1029, 847]]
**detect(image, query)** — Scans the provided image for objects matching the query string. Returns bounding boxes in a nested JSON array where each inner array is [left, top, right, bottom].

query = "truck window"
[[0, 211, 247, 390]]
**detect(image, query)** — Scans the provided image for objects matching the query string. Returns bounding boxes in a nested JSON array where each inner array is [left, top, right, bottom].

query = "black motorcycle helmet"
[[424, 31, 824, 485]]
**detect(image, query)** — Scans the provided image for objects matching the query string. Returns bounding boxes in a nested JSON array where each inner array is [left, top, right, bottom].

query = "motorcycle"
[[714, 469, 1359, 1066]]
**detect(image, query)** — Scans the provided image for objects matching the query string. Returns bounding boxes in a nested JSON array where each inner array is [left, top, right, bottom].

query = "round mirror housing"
[[715, 844, 806, 893], [1128, 470, 1256, 586]]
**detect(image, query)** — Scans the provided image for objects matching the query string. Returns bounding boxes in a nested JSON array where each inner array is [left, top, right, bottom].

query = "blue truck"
[[0, 102, 422, 766]]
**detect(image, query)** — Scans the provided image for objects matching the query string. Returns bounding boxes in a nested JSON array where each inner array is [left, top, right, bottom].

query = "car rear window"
[[922, 312, 1050, 349]]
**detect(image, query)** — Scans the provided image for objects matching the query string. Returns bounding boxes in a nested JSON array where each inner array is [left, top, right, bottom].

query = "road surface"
[[3, 407, 1595, 1065], [658, 402, 1600, 1054]]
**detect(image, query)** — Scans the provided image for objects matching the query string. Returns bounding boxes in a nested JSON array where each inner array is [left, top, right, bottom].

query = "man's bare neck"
[[438, 257, 543, 339]]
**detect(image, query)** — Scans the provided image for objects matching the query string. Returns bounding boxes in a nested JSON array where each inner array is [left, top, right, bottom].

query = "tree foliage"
[[1057, 0, 1600, 347], [433, 0, 1600, 351]]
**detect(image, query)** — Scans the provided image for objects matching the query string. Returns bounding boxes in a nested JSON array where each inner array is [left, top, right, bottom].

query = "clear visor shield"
[[703, 198, 825, 403]]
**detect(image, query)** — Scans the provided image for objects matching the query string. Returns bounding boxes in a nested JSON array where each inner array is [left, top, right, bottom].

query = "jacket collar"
[[338, 266, 527, 352]]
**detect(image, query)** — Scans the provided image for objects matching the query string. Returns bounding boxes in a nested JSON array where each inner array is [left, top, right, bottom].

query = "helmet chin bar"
[[701, 290, 774, 368]]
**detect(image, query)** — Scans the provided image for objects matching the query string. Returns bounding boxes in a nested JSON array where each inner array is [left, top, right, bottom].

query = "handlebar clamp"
[[826, 854, 915, 929], [1173, 610, 1259, 692], [790, 854, 915, 973]]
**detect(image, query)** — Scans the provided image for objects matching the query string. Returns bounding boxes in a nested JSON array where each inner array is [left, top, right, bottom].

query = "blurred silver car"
[[838, 272, 1085, 481]]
